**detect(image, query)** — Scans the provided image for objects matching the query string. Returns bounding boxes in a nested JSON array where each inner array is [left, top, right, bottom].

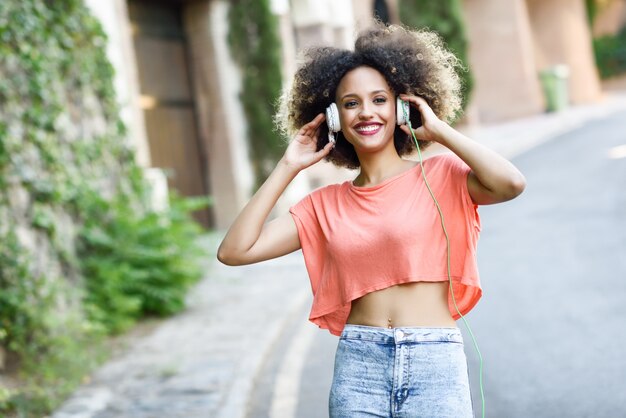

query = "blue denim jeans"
[[329, 325, 473, 418]]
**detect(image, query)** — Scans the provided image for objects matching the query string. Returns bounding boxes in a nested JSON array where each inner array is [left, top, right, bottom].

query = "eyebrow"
[[339, 90, 390, 101]]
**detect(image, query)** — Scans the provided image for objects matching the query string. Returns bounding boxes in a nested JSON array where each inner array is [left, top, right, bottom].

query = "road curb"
[[217, 288, 310, 418]]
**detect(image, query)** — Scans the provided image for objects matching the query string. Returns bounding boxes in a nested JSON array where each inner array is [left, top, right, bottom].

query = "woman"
[[218, 24, 525, 417]]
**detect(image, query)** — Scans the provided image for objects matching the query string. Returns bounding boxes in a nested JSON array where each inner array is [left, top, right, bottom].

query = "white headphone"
[[325, 97, 410, 144], [325, 103, 340, 144]]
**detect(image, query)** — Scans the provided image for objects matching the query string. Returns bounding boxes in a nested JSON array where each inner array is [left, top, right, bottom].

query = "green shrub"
[[0, 228, 108, 417], [593, 27, 626, 79], [79, 192, 210, 334]]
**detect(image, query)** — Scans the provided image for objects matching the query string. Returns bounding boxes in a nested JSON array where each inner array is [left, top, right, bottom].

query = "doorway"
[[128, 0, 212, 226]]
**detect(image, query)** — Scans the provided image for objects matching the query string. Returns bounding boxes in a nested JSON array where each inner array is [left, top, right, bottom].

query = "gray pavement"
[[51, 240, 312, 418], [465, 102, 626, 417], [51, 91, 626, 418]]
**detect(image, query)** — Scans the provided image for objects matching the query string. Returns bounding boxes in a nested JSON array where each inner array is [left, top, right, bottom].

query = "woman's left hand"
[[398, 94, 447, 143], [400, 95, 526, 205]]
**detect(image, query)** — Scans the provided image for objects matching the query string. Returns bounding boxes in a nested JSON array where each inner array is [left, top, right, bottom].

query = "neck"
[[353, 148, 414, 187]]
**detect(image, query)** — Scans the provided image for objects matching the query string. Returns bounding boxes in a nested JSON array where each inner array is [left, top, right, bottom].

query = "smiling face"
[[335, 66, 397, 154]]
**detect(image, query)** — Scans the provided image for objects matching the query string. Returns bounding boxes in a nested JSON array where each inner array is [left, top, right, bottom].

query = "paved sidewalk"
[[461, 90, 626, 158], [51, 238, 312, 418], [51, 90, 626, 418]]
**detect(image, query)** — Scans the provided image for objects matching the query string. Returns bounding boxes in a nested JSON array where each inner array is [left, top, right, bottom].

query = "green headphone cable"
[[405, 111, 486, 418]]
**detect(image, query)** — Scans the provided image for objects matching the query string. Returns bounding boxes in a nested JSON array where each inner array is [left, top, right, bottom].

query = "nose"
[[358, 103, 373, 119]]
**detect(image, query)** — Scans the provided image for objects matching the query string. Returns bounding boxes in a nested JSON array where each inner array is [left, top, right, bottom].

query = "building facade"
[[87, 0, 606, 229]]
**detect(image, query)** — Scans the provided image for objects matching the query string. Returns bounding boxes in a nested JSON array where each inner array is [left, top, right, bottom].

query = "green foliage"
[[0, 229, 106, 417], [585, 0, 616, 27], [79, 192, 210, 334], [593, 27, 626, 78], [398, 0, 474, 115], [586, 0, 598, 26], [228, 0, 283, 188], [0, 1, 210, 416]]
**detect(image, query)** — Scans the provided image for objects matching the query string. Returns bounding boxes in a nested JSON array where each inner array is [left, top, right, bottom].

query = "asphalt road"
[[464, 109, 626, 417], [249, 110, 626, 418]]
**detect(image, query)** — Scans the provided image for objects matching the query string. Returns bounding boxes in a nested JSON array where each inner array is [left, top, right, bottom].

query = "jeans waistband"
[[340, 324, 463, 344]]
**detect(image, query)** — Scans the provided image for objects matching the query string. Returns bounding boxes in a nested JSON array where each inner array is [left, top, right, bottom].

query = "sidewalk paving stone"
[[51, 240, 310, 418]]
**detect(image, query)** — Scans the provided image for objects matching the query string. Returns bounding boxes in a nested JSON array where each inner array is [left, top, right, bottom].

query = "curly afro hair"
[[275, 23, 464, 170]]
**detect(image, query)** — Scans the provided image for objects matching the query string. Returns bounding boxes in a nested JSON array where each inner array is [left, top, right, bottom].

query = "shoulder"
[[290, 181, 348, 226], [420, 152, 472, 198], [424, 152, 470, 175], [292, 182, 346, 211], [424, 152, 464, 166], [307, 181, 348, 201]]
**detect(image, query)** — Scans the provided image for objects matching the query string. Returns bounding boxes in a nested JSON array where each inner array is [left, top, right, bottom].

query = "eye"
[[374, 97, 387, 104], [343, 100, 358, 109]]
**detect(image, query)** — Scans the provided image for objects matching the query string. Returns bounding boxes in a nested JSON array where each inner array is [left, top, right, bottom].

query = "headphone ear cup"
[[326, 103, 340, 144], [396, 97, 409, 126], [326, 103, 340, 133]]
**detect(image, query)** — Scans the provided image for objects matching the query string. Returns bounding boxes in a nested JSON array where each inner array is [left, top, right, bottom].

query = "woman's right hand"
[[218, 113, 331, 266], [282, 113, 334, 171]]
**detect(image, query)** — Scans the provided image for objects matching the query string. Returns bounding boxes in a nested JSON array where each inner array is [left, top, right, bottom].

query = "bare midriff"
[[346, 281, 457, 329]]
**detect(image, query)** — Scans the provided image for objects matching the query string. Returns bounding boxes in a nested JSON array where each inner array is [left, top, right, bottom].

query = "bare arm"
[[217, 113, 333, 266], [400, 95, 526, 205]]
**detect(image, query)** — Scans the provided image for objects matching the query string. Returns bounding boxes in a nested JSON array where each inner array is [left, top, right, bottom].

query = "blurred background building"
[[85, 0, 626, 230]]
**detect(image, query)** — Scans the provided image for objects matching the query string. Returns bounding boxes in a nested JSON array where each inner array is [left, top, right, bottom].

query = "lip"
[[353, 122, 383, 136]]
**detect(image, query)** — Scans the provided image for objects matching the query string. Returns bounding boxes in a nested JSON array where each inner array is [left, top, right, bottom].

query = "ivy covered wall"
[[0, 1, 207, 416], [398, 0, 474, 117], [587, 0, 626, 79], [227, 0, 284, 189]]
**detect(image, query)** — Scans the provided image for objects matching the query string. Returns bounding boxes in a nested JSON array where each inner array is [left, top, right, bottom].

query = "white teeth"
[[356, 125, 380, 132]]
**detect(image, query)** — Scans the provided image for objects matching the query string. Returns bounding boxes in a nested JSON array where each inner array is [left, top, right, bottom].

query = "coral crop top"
[[289, 153, 482, 336]]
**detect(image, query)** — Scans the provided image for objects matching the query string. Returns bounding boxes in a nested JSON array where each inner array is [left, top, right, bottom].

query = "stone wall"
[[0, 0, 145, 377]]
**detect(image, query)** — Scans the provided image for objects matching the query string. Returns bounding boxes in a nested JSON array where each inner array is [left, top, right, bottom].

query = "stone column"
[[291, 0, 334, 48], [329, 0, 356, 48], [184, 0, 254, 230], [84, 0, 151, 167], [526, 0, 602, 104], [351, 0, 404, 30], [291, 0, 354, 49], [271, 0, 298, 82], [461, 0, 544, 122], [386, 0, 402, 24], [352, 0, 375, 32]]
